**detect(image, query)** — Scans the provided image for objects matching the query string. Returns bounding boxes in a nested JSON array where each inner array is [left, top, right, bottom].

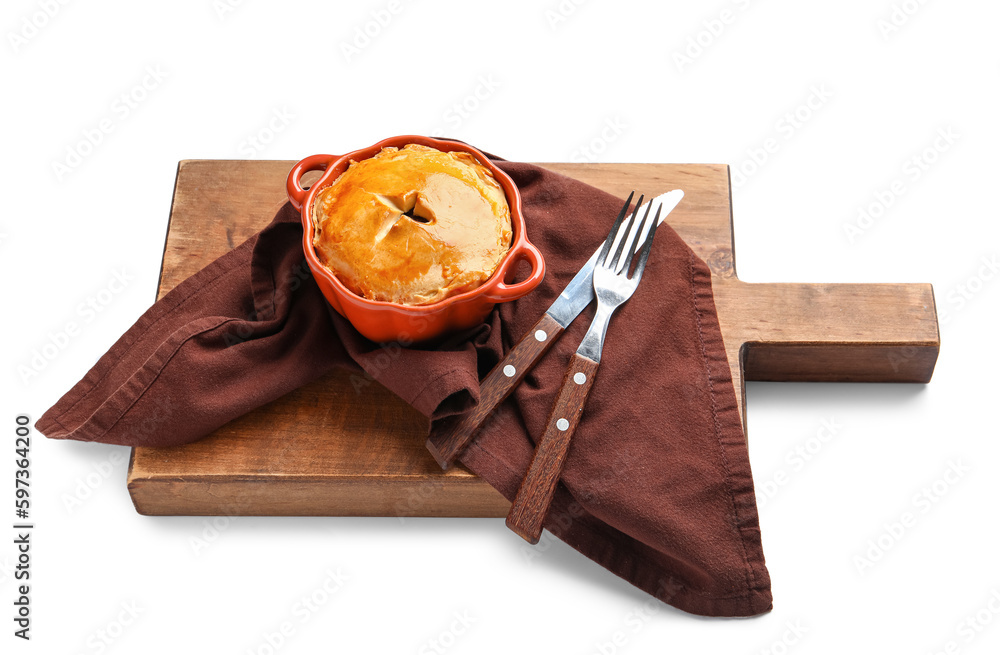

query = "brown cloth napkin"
[[37, 161, 771, 617]]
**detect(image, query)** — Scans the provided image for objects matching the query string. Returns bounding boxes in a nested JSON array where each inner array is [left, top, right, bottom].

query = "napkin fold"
[[37, 160, 771, 617]]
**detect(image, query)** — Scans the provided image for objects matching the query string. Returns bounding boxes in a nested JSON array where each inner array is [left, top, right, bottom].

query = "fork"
[[505, 194, 663, 544]]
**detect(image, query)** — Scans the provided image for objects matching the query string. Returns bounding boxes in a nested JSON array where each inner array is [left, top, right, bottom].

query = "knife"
[[425, 190, 684, 469]]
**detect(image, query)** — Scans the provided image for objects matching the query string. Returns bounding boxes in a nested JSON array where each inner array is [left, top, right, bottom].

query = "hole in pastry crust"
[[375, 192, 416, 214], [403, 207, 431, 224], [375, 191, 434, 225]]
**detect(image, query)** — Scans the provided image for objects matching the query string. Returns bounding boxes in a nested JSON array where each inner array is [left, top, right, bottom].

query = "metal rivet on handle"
[[574, 372, 586, 385], [534, 330, 547, 342], [503, 365, 516, 378], [556, 418, 569, 431]]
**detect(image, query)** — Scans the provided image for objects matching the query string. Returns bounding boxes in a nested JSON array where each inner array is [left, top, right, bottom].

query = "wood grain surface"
[[427, 312, 564, 469], [127, 160, 939, 517], [506, 352, 599, 543]]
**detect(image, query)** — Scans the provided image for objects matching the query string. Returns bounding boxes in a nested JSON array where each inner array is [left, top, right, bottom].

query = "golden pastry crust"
[[312, 144, 512, 306]]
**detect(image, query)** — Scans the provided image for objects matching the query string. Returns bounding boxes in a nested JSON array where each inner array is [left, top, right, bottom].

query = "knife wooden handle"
[[506, 352, 599, 544], [425, 313, 564, 469]]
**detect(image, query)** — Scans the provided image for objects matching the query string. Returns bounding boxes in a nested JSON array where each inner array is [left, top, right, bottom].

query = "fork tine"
[[620, 199, 654, 275], [630, 204, 663, 281], [598, 191, 634, 267], [607, 194, 643, 271]]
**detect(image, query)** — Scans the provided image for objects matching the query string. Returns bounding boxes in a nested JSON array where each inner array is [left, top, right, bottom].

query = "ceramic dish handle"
[[484, 240, 545, 302], [287, 154, 335, 210]]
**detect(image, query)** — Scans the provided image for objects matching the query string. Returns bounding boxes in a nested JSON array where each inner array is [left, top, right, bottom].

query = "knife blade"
[[425, 189, 684, 469], [547, 189, 683, 326]]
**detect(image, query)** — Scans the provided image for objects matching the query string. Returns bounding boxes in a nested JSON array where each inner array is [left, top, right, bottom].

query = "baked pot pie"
[[287, 135, 544, 344], [311, 144, 512, 306]]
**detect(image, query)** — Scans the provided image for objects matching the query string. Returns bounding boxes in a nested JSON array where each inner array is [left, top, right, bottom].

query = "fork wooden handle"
[[425, 313, 564, 469], [506, 352, 599, 544]]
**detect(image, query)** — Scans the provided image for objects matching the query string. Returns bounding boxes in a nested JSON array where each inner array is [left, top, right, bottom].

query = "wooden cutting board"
[[126, 161, 939, 517]]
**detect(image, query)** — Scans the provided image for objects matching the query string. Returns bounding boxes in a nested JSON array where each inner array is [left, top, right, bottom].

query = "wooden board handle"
[[426, 313, 564, 469], [506, 352, 599, 544], [714, 281, 940, 383]]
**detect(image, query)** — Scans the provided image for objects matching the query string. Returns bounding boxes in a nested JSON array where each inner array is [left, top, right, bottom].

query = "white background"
[[2, 0, 998, 653]]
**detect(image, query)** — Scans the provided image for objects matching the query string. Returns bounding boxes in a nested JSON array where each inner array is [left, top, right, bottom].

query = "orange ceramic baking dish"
[[287, 135, 545, 344]]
